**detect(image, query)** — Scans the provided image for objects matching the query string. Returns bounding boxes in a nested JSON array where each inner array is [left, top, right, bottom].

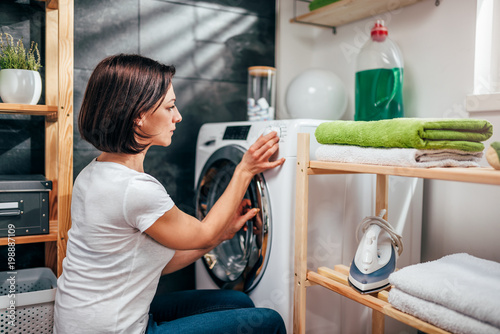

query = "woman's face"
[[139, 84, 182, 147]]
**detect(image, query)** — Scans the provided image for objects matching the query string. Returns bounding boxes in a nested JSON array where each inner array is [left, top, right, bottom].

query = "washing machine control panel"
[[218, 122, 289, 148], [222, 125, 251, 140]]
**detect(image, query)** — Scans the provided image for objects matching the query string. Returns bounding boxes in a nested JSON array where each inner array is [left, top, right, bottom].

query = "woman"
[[54, 54, 287, 334]]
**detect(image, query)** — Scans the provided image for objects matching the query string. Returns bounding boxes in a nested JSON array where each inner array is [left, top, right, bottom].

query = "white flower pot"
[[0, 69, 42, 105]]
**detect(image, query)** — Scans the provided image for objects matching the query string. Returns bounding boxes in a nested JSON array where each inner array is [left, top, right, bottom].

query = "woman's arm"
[[145, 132, 284, 251], [161, 199, 255, 275], [161, 249, 211, 275]]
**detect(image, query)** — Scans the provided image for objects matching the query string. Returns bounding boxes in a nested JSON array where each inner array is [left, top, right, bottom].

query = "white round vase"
[[0, 69, 42, 105], [285, 68, 347, 120]]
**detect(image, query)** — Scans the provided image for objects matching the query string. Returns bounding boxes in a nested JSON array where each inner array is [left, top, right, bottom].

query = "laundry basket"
[[0, 267, 57, 334]]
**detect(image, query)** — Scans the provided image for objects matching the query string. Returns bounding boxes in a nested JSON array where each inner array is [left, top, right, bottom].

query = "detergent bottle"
[[355, 20, 404, 121]]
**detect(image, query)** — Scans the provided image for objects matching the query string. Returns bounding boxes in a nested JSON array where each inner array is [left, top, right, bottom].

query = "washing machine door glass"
[[196, 145, 271, 292]]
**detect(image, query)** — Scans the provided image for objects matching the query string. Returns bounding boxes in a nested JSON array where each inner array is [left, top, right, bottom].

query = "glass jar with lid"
[[247, 66, 276, 121]]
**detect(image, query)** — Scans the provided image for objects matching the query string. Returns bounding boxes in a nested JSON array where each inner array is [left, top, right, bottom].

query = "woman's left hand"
[[218, 198, 257, 242]]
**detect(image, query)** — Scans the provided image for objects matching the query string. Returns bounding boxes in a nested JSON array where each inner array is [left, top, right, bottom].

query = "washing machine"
[[194, 119, 423, 334]]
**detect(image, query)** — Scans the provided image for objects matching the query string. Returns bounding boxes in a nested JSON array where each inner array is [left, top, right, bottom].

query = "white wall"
[[277, 0, 500, 263]]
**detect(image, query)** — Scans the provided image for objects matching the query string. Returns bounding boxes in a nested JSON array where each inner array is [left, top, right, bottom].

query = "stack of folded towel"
[[388, 253, 500, 334], [314, 118, 493, 168], [308, 0, 341, 11]]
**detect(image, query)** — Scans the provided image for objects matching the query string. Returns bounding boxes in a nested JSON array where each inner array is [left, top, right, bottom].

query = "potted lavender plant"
[[0, 33, 42, 105]]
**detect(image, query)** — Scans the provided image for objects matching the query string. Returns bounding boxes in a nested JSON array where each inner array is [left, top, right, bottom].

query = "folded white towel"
[[389, 288, 500, 334], [389, 253, 500, 328], [315, 145, 482, 168]]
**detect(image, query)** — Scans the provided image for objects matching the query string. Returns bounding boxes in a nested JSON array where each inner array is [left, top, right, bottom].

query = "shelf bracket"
[[291, 0, 436, 33], [292, 0, 337, 33]]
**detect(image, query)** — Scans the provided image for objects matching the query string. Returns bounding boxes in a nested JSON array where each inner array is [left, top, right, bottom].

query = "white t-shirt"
[[54, 159, 175, 334]]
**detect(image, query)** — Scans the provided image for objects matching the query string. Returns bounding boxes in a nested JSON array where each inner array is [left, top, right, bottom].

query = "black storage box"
[[0, 175, 52, 237]]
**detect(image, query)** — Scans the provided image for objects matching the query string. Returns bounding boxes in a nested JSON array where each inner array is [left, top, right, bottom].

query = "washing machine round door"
[[195, 145, 272, 292]]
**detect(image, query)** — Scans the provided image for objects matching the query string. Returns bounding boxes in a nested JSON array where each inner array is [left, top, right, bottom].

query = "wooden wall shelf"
[[0, 103, 58, 117], [293, 133, 497, 334], [291, 0, 423, 29]]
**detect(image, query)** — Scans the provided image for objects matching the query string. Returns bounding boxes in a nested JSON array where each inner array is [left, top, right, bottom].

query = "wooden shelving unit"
[[291, 0, 424, 29], [0, 0, 74, 277], [293, 133, 499, 334]]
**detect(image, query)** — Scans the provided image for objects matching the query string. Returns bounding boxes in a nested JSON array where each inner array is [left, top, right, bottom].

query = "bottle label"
[[355, 68, 404, 121]]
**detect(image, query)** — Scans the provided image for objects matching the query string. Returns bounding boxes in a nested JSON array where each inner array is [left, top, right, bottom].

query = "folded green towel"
[[315, 118, 493, 152], [309, 0, 341, 12]]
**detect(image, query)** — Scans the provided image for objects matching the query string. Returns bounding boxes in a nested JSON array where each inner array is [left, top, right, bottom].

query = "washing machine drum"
[[195, 145, 272, 292]]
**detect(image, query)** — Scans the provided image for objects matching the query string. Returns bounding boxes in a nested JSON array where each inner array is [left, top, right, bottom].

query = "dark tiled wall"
[[0, 0, 275, 291], [74, 1, 275, 215]]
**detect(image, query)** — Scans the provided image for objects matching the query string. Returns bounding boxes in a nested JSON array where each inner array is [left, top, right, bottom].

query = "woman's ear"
[[135, 114, 146, 127]]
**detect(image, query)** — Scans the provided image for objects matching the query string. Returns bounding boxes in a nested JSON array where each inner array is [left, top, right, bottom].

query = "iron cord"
[[355, 209, 404, 256]]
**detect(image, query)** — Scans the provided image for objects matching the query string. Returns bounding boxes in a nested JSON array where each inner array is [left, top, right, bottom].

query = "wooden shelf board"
[[291, 0, 423, 28], [309, 161, 500, 185], [307, 269, 451, 334], [0, 103, 58, 117], [0, 220, 58, 246]]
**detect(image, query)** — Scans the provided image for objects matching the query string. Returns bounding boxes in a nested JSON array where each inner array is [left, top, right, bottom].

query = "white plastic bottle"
[[355, 20, 404, 121]]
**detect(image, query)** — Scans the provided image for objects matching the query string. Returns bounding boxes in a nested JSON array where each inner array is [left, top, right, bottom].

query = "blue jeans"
[[146, 289, 286, 334]]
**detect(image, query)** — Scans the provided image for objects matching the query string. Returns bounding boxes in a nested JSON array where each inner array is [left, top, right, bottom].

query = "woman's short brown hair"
[[78, 54, 176, 154]]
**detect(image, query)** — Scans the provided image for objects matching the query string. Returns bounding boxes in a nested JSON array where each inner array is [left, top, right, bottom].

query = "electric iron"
[[348, 209, 403, 294]]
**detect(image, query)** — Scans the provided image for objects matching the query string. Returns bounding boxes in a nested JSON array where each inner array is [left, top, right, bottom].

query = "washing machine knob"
[[262, 126, 281, 138], [262, 126, 281, 161]]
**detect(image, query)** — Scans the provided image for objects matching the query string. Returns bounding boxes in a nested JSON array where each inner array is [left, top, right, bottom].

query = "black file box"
[[0, 175, 52, 237]]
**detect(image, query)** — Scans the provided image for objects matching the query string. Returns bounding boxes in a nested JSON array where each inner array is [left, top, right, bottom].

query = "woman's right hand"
[[237, 131, 285, 177]]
